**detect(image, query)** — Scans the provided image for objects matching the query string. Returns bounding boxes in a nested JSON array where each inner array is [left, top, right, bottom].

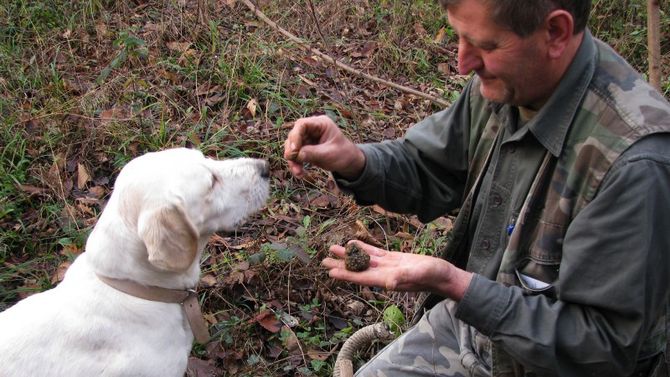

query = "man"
[[284, 0, 670, 376]]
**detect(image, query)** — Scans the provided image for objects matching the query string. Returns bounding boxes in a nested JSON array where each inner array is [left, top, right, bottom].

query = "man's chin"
[[479, 82, 512, 104]]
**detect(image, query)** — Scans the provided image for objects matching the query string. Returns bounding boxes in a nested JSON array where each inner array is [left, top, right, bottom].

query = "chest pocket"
[[500, 153, 567, 297]]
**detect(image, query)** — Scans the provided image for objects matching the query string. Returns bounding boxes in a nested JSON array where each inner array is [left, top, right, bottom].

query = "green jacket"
[[337, 31, 670, 376]]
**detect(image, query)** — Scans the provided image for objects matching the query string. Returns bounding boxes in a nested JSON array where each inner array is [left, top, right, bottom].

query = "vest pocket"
[[514, 256, 559, 296]]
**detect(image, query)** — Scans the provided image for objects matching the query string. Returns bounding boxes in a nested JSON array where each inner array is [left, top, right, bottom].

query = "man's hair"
[[438, 0, 591, 37]]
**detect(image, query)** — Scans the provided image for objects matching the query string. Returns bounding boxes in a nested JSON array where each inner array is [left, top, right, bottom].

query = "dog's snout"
[[259, 160, 270, 179]]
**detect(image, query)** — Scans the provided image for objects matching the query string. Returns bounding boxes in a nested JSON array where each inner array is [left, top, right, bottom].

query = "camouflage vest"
[[438, 40, 670, 376]]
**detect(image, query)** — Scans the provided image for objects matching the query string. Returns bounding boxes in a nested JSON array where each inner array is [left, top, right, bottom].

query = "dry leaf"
[[87, 186, 106, 199], [167, 41, 192, 53], [51, 261, 72, 284], [307, 350, 330, 361], [434, 27, 447, 44], [60, 243, 82, 257], [199, 274, 217, 288], [77, 163, 91, 189], [414, 22, 427, 37], [246, 98, 258, 118], [394, 231, 414, 240], [437, 62, 451, 76], [309, 194, 330, 208], [17, 184, 48, 196], [254, 310, 281, 333], [95, 22, 108, 39], [282, 325, 300, 352], [186, 357, 220, 377]]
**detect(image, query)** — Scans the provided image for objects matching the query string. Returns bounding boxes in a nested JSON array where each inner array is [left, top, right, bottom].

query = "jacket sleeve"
[[335, 81, 476, 223], [455, 134, 670, 376]]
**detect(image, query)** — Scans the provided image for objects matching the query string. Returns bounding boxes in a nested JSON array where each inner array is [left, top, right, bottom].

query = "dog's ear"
[[138, 204, 199, 272]]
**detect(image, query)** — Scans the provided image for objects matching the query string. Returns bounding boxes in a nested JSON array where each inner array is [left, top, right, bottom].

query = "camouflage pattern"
[[433, 33, 670, 377], [356, 300, 491, 377]]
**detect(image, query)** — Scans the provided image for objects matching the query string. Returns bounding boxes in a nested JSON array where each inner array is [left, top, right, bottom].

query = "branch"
[[239, 0, 450, 108], [647, 0, 662, 91]]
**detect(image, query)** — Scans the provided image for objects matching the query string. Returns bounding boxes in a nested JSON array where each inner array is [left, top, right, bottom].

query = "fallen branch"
[[239, 0, 450, 108]]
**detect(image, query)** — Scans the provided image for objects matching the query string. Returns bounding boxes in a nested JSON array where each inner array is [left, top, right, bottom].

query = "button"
[[491, 193, 503, 207], [480, 239, 491, 250]]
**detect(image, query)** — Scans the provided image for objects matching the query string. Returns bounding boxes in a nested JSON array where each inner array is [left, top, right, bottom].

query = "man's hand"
[[284, 115, 366, 179], [322, 241, 473, 300]]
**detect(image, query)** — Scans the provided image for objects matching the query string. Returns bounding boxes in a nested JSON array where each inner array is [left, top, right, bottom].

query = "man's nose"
[[457, 39, 482, 75]]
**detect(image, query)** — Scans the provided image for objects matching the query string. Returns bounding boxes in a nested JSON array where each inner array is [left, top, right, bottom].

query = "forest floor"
[[0, 1, 668, 376]]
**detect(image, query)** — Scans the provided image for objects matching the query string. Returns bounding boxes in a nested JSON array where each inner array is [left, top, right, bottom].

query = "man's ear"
[[544, 9, 575, 59], [138, 204, 198, 272]]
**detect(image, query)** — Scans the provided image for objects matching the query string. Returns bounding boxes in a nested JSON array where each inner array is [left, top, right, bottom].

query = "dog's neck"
[[85, 199, 203, 290]]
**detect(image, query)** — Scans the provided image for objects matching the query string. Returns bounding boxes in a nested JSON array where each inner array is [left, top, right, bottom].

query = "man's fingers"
[[287, 160, 304, 177], [328, 244, 346, 258], [321, 256, 344, 270], [285, 126, 304, 160]]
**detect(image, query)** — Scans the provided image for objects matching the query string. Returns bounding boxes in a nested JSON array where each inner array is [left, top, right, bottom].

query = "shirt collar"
[[524, 30, 597, 157]]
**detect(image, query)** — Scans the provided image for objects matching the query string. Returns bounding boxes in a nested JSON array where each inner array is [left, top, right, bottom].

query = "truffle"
[[344, 243, 370, 272]]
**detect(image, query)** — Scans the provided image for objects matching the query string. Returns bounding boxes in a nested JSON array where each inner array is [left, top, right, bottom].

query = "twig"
[[239, 0, 450, 108], [306, 0, 327, 44], [305, 0, 347, 94]]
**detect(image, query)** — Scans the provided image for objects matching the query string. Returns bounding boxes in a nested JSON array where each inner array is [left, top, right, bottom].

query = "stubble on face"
[[447, 0, 553, 108]]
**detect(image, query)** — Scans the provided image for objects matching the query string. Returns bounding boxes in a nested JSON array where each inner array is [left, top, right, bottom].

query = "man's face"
[[447, 0, 553, 108]]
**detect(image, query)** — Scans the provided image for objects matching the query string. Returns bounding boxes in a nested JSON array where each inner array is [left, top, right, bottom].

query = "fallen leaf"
[[199, 274, 217, 288], [95, 22, 108, 39], [307, 349, 330, 361], [51, 261, 72, 284], [186, 357, 219, 377], [434, 27, 447, 44], [254, 310, 282, 333], [437, 62, 451, 75], [414, 22, 427, 37], [87, 186, 106, 199], [17, 184, 48, 196], [246, 98, 258, 118], [394, 231, 414, 240], [309, 194, 330, 208], [167, 41, 192, 53], [204, 94, 224, 106], [77, 163, 91, 189], [281, 325, 300, 352]]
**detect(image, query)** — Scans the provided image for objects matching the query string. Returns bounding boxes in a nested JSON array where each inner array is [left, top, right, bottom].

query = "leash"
[[96, 274, 210, 344]]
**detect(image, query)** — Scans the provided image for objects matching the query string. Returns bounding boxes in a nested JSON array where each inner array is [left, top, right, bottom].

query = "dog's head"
[[109, 148, 270, 273]]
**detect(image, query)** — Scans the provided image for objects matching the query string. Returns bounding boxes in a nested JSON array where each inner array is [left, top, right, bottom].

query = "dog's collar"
[[96, 274, 210, 344]]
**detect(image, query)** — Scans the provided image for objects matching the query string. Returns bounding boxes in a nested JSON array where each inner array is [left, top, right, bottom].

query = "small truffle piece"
[[344, 243, 370, 272]]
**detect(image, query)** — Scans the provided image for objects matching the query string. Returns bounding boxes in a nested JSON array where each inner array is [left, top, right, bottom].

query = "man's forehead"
[[446, 2, 507, 42]]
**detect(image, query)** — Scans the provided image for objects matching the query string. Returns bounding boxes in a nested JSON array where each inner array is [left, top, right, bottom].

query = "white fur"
[[0, 148, 270, 377]]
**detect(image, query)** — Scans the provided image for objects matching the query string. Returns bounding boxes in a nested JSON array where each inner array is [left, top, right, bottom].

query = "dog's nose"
[[259, 160, 270, 179]]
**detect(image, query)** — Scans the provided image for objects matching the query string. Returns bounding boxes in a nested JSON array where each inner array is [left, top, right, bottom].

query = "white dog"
[[0, 148, 270, 377]]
